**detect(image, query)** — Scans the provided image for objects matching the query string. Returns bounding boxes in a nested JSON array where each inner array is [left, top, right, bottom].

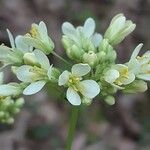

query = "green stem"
[[66, 106, 79, 150], [52, 51, 71, 66]]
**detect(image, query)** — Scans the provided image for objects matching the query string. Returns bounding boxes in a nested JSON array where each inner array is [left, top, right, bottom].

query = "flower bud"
[[82, 39, 95, 52], [104, 14, 136, 46], [82, 97, 92, 105], [23, 52, 39, 66], [69, 45, 84, 60], [15, 97, 25, 107], [104, 96, 115, 105], [83, 51, 99, 67], [61, 35, 73, 50], [123, 80, 148, 93]]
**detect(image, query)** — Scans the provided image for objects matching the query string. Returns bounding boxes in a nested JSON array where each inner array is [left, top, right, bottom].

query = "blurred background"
[[0, 0, 150, 150]]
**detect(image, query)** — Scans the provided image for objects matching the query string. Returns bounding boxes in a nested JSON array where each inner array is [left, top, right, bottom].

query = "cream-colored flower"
[[58, 63, 100, 105], [104, 64, 135, 89], [128, 44, 150, 81]]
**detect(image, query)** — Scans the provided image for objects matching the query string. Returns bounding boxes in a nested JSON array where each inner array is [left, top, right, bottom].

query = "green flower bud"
[[82, 97, 92, 105], [61, 35, 73, 50], [123, 80, 148, 93], [83, 51, 99, 67], [104, 96, 115, 105], [15, 97, 25, 107], [82, 39, 95, 52], [98, 39, 113, 52], [69, 45, 84, 60], [23, 52, 39, 66], [104, 14, 136, 46]]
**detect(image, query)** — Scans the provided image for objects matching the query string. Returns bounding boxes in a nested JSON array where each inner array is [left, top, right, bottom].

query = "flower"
[[20, 21, 54, 54], [16, 50, 60, 95], [58, 63, 100, 105], [128, 43, 150, 81], [104, 14, 136, 46], [0, 30, 32, 68], [104, 64, 135, 89], [62, 18, 102, 61]]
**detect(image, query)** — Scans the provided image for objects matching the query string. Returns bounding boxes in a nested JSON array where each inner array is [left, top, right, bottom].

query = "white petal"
[[15, 36, 31, 53], [16, 65, 36, 82], [83, 18, 95, 38], [130, 43, 143, 60], [34, 49, 50, 70], [39, 21, 48, 41], [80, 80, 100, 98], [137, 74, 150, 81], [71, 63, 91, 77], [91, 33, 102, 47], [128, 59, 140, 75], [58, 70, 70, 86], [62, 22, 79, 43], [7, 29, 15, 49], [105, 69, 119, 83], [122, 73, 135, 85], [23, 81, 46, 95], [66, 87, 81, 105]]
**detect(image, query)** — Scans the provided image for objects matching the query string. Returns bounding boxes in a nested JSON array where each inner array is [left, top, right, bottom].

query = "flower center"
[[30, 25, 40, 38], [115, 68, 129, 85], [68, 74, 81, 91]]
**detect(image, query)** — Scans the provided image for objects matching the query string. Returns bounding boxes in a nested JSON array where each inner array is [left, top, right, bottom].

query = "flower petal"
[[58, 70, 70, 86], [130, 43, 143, 60], [34, 49, 50, 70], [80, 80, 100, 99], [23, 81, 46, 95], [7, 29, 15, 49], [15, 35, 31, 53], [71, 63, 91, 77], [16, 65, 36, 82], [137, 74, 150, 81], [91, 33, 102, 47], [62, 22, 79, 43], [122, 72, 135, 85], [83, 18, 95, 38], [105, 69, 119, 83], [39, 21, 48, 40], [66, 87, 81, 105]]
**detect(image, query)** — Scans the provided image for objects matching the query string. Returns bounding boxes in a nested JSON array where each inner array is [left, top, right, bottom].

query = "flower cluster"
[[0, 14, 149, 123]]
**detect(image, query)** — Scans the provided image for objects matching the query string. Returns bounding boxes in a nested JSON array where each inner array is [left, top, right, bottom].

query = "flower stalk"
[[66, 106, 79, 150]]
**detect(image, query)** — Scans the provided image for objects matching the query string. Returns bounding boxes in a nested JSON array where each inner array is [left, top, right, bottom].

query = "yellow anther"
[[30, 25, 39, 38]]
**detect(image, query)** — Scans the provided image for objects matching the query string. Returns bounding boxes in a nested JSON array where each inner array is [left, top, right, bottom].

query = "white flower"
[[58, 63, 100, 105], [0, 30, 32, 68], [16, 50, 53, 95], [104, 64, 135, 89], [128, 44, 150, 81], [104, 14, 136, 45], [20, 21, 54, 54]]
